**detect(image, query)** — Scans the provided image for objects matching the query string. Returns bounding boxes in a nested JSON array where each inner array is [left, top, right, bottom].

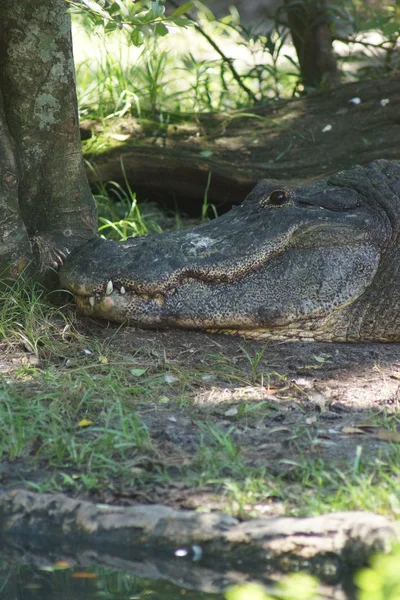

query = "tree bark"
[[0, 0, 97, 277], [284, 0, 340, 88], [0, 89, 33, 277]]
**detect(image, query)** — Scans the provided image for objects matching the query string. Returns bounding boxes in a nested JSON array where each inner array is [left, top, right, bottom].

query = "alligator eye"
[[260, 189, 290, 208]]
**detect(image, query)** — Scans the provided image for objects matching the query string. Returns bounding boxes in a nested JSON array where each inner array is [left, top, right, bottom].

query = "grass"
[[0, 275, 80, 361], [72, 9, 299, 123], [93, 159, 164, 240], [1, 2, 400, 523], [1, 277, 400, 520], [72, 2, 398, 126]]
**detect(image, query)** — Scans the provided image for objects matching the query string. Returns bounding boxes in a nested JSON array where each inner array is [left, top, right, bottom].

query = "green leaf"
[[382, 21, 399, 36], [170, 16, 192, 27], [152, 0, 165, 18], [108, 2, 121, 15], [155, 22, 169, 36], [104, 21, 118, 33], [313, 353, 331, 363], [193, 1, 215, 21], [130, 28, 144, 47], [88, 14, 104, 27], [131, 368, 147, 377], [134, 10, 158, 25], [82, 0, 109, 18], [158, 396, 170, 404], [171, 1, 194, 18]]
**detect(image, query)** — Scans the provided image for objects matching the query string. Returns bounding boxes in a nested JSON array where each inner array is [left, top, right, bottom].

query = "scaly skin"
[[60, 160, 400, 342]]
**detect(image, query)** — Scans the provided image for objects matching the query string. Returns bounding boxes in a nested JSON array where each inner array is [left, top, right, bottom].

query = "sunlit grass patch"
[[93, 159, 164, 240], [72, 8, 298, 122], [0, 378, 156, 492], [0, 275, 84, 363]]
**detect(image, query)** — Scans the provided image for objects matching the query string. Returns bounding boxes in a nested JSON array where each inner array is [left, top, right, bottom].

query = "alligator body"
[[60, 160, 400, 342]]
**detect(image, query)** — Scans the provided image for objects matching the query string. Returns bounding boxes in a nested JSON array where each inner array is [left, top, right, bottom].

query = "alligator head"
[[60, 160, 400, 342]]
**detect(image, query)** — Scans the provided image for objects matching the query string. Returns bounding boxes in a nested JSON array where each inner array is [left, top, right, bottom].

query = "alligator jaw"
[[76, 287, 167, 325], [75, 287, 351, 342], [78, 283, 173, 325]]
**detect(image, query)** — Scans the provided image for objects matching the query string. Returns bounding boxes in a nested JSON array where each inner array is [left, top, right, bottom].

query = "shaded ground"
[[2, 320, 399, 516], [99, 329, 400, 511]]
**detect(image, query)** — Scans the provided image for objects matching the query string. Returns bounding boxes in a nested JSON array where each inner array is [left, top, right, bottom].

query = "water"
[[0, 534, 355, 600], [0, 562, 223, 600]]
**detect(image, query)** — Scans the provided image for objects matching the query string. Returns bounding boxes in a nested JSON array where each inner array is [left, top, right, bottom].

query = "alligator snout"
[[60, 160, 400, 342]]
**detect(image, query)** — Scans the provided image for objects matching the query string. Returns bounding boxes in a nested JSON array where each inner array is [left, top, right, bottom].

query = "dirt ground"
[[2, 321, 400, 516], [87, 326, 400, 512]]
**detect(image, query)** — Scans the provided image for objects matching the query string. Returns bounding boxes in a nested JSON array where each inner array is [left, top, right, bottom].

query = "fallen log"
[[84, 76, 400, 214], [0, 489, 398, 582]]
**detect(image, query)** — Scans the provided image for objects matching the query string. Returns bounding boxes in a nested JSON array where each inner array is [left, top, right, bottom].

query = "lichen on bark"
[[0, 0, 97, 276]]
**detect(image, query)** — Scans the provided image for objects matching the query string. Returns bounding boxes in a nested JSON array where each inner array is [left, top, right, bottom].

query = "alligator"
[[60, 160, 400, 342]]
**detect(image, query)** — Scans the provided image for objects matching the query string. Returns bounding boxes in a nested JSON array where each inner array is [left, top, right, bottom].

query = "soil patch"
[[74, 326, 400, 511]]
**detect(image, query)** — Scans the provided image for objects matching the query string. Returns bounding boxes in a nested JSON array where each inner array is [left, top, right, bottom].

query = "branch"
[[335, 35, 396, 50], [168, 0, 258, 104]]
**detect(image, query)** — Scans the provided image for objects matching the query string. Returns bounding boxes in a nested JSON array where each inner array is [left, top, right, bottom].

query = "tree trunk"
[[0, 0, 96, 278], [0, 89, 32, 277], [284, 0, 340, 88]]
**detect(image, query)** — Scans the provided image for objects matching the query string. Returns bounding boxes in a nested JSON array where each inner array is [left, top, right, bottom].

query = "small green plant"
[[240, 344, 269, 384], [233, 18, 297, 98], [355, 544, 400, 600], [0, 274, 80, 361], [95, 159, 163, 241], [204, 423, 240, 462], [200, 171, 218, 221], [225, 573, 321, 600], [96, 181, 160, 240]]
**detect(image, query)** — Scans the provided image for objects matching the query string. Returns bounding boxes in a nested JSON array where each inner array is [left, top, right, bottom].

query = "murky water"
[[0, 532, 356, 600], [0, 562, 223, 600], [0, 557, 357, 600]]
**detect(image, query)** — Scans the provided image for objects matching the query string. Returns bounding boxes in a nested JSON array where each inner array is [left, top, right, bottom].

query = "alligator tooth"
[[120, 286, 126, 295], [89, 296, 95, 308], [154, 293, 165, 307], [106, 280, 113, 295]]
